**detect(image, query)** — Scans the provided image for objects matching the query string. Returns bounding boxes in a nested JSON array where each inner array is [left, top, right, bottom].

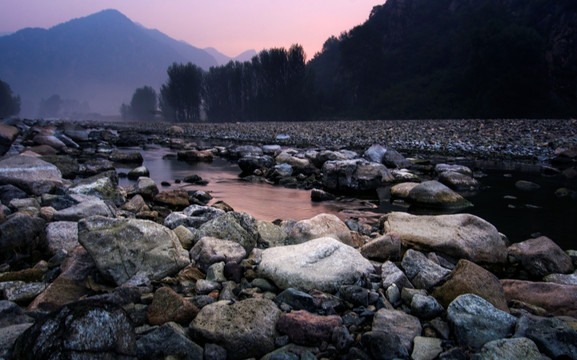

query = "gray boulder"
[[257, 220, 289, 248], [53, 194, 116, 221], [45, 221, 78, 255], [194, 211, 258, 253], [238, 155, 274, 174], [435, 163, 472, 176], [164, 204, 225, 230], [190, 298, 281, 360], [127, 176, 159, 199], [439, 171, 480, 190], [189, 237, 247, 272], [0, 213, 46, 260], [472, 337, 542, 360], [401, 249, 450, 290], [410, 294, 444, 320], [287, 213, 353, 246], [514, 313, 577, 359], [508, 236, 574, 277], [447, 294, 517, 349], [136, 322, 203, 360], [0, 155, 63, 195], [381, 260, 414, 291], [78, 216, 190, 286], [67, 170, 125, 206], [258, 237, 374, 293], [322, 159, 394, 193], [360, 233, 402, 261], [407, 180, 473, 209], [127, 165, 149, 180], [383, 212, 507, 264], [371, 308, 422, 354], [0, 323, 32, 359]]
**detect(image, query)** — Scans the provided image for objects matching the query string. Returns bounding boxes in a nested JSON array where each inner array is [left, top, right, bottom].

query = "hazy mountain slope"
[[204, 47, 258, 66], [0, 9, 218, 116]]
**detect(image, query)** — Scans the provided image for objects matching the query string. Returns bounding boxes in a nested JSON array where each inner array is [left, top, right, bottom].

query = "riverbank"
[[0, 118, 576, 359]]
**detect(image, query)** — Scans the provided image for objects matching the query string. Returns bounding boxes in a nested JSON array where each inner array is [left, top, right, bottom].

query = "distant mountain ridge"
[[204, 47, 258, 66], [0, 9, 247, 116]]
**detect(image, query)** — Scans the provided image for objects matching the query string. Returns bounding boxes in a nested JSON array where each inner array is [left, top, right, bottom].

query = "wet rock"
[[310, 188, 336, 202], [0, 213, 46, 261], [371, 308, 422, 354], [127, 165, 149, 179], [447, 294, 517, 349], [194, 211, 258, 253], [401, 249, 450, 290], [0, 155, 63, 195], [515, 180, 541, 192], [190, 237, 247, 272], [238, 155, 274, 174], [435, 164, 472, 176], [406, 180, 473, 209], [501, 279, 577, 317], [390, 181, 420, 200], [44, 221, 78, 256], [164, 204, 225, 230], [0, 184, 28, 205], [431, 259, 509, 312], [110, 150, 143, 164], [258, 237, 374, 293], [274, 288, 317, 312], [146, 286, 199, 325], [52, 194, 116, 221], [190, 298, 281, 360], [276, 310, 342, 345], [360, 233, 402, 262], [381, 260, 414, 291], [514, 313, 577, 359], [32, 133, 67, 152], [0, 123, 19, 155], [508, 236, 574, 277], [79, 157, 115, 176], [257, 220, 289, 248], [12, 299, 137, 359], [40, 155, 79, 179], [410, 294, 444, 320], [544, 270, 577, 285], [439, 171, 480, 190], [276, 151, 313, 175], [67, 170, 125, 206], [153, 189, 190, 210], [136, 322, 204, 360], [322, 159, 394, 193], [473, 337, 542, 360], [287, 213, 354, 246], [383, 212, 507, 264], [178, 149, 214, 162], [127, 176, 159, 199], [78, 216, 190, 286]]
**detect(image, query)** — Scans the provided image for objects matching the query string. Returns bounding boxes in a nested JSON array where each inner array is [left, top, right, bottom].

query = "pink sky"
[[0, 0, 384, 58]]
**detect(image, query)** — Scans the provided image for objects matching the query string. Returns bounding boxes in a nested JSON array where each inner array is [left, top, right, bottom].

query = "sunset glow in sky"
[[0, 0, 384, 58]]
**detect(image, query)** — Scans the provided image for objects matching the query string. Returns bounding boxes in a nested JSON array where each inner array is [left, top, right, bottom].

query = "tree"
[[0, 79, 21, 118], [121, 86, 158, 121], [39, 94, 62, 118], [160, 63, 204, 122]]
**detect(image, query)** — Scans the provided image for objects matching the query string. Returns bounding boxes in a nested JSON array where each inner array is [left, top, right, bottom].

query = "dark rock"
[[153, 189, 190, 210], [238, 155, 274, 175], [501, 279, 577, 317], [40, 155, 79, 179], [360, 233, 401, 262], [136, 322, 204, 360], [79, 158, 115, 177], [276, 310, 343, 346], [514, 313, 577, 359], [194, 211, 259, 253], [401, 249, 450, 290], [274, 288, 317, 312], [410, 294, 444, 320], [146, 286, 199, 325], [371, 308, 422, 354], [109, 150, 143, 164], [311, 188, 336, 202], [67, 170, 125, 206], [0, 300, 33, 327], [507, 236, 574, 277], [382, 149, 411, 169], [407, 180, 473, 210], [126, 165, 149, 180], [0, 123, 19, 155], [361, 331, 410, 360], [0, 184, 27, 205], [515, 180, 541, 192], [177, 149, 214, 162], [0, 213, 46, 261]]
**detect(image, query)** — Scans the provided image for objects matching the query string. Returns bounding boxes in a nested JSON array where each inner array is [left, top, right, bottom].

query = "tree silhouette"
[[0, 79, 21, 118], [160, 63, 203, 122]]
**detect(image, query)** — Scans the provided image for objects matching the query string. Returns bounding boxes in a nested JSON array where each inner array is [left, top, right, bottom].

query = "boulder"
[[439, 171, 479, 190], [78, 216, 190, 286], [79, 158, 115, 177], [0, 213, 46, 261], [0, 300, 33, 327], [164, 204, 225, 230], [238, 155, 274, 174], [177, 150, 214, 162], [194, 211, 259, 253], [109, 150, 143, 164], [257, 220, 289, 248], [276, 151, 313, 174], [120, 194, 148, 214], [390, 182, 420, 200], [411, 336, 444, 360], [0, 184, 28, 205], [40, 155, 79, 179], [507, 236, 574, 277], [287, 213, 353, 246], [363, 144, 388, 163], [32, 133, 67, 151], [410, 294, 444, 320], [153, 189, 190, 210], [406, 180, 473, 209], [447, 294, 517, 349], [431, 259, 509, 312], [258, 237, 374, 293], [0, 155, 63, 195], [276, 310, 343, 345], [322, 159, 394, 193], [514, 313, 577, 359], [229, 145, 263, 158], [515, 180, 540, 192], [136, 322, 203, 360], [371, 308, 422, 354], [401, 249, 450, 290], [190, 298, 281, 360], [383, 212, 507, 264], [127, 165, 149, 179], [12, 300, 136, 359], [544, 270, 577, 286], [127, 176, 159, 199], [0, 323, 32, 358], [381, 260, 414, 291], [473, 337, 542, 360], [146, 286, 199, 325], [360, 233, 402, 261], [274, 288, 317, 313], [67, 170, 125, 206], [383, 149, 411, 169], [501, 279, 577, 317], [435, 163, 472, 176], [45, 221, 78, 255], [189, 237, 247, 272], [52, 194, 116, 221]]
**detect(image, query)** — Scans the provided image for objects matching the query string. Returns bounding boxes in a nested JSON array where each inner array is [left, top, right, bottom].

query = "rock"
[[473, 337, 542, 360], [45, 221, 78, 256], [238, 155, 274, 174], [381, 260, 414, 291], [406, 180, 473, 209], [276, 310, 343, 345], [310, 188, 336, 202], [360, 233, 402, 261], [410, 294, 444, 320], [127, 165, 149, 179], [274, 288, 317, 312], [0, 213, 46, 261], [52, 194, 117, 221], [120, 194, 148, 213], [190, 298, 281, 360], [67, 170, 125, 206], [128, 176, 159, 199], [189, 237, 247, 272], [371, 308, 422, 354], [177, 149, 214, 162], [136, 322, 204, 360], [514, 313, 577, 359], [411, 336, 444, 360], [515, 180, 541, 192], [12, 300, 137, 359], [78, 216, 190, 286], [435, 164, 472, 176], [383, 149, 411, 169], [0, 123, 18, 155], [229, 145, 263, 158], [401, 249, 450, 290], [173, 225, 195, 250], [383, 212, 507, 264], [322, 159, 394, 193], [146, 286, 199, 325], [439, 171, 480, 190], [431, 259, 509, 312], [544, 270, 577, 285], [40, 155, 79, 179], [154, 189, 190, 210], [363, 144, 388, 163], [390, 182, 420, 200], [447, 294, 517, 349], [0, 184, 28, 205], [194, 211, 258, 253], [2, 281, 47, 303], [287, 213, 354, 246], [276, 151, 313, 174], [79, 158, 115, 176], [257, 220, 289, 248], [258, 237, 374, 293], [110, 150, 143, 164], [0, 300, 33, 327], [164, 204, 225, 230], [339, 285, 375, 307], [0, 155, 63, 195], [0, 323, 32, 358], [32, 133, 67, 151], [508, 236, 574, 277], [361, 331, 410, 360], [501, 279, 577, 317]]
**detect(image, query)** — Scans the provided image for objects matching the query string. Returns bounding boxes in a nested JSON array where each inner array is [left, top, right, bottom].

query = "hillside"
[[204, 47, 258, 66], [308, 0, 577, 119], [0, 9, 217, 117]]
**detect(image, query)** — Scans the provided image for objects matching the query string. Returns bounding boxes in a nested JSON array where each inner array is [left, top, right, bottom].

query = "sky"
[[0, 0, 385, 58]]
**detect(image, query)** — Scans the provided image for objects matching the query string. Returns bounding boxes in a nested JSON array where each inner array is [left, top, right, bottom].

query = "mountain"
[[0, 9, 218, 117], [204, 47, 258, 66], [308, 0, 577, 119]]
